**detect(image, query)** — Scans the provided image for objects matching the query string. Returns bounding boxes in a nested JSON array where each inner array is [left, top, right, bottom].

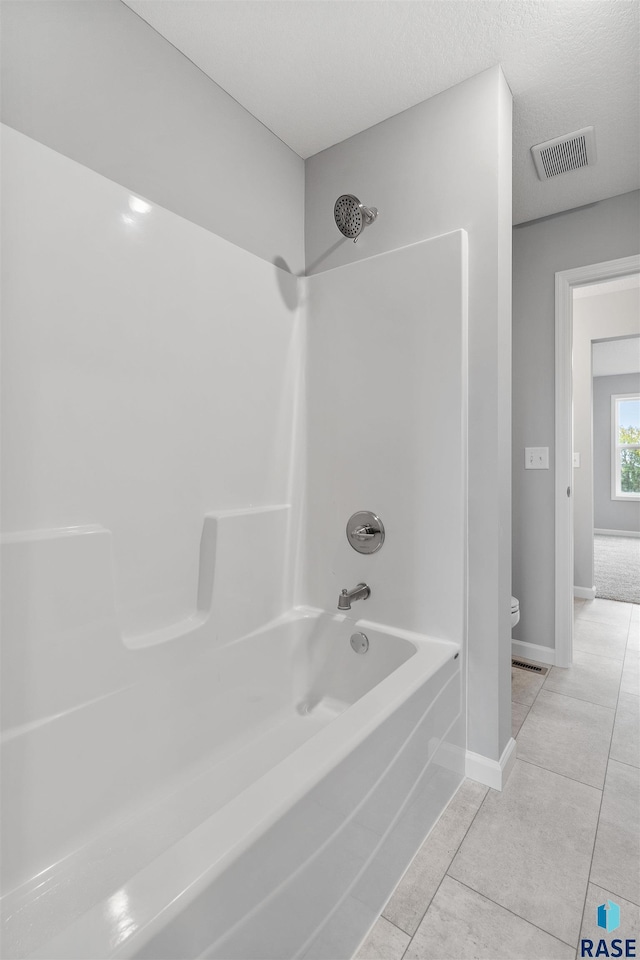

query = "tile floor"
[[355, 598, 639, 960]]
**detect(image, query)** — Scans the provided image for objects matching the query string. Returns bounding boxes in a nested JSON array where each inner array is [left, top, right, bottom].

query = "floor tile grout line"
[[443, 875, 578, 951], [540, 687, 621, 710], [553, 639, 627, 672], [571, 647, 626, 663], [606, 756, 640, 771], [613, 692, 640, 707], [511, 701, 531, 739], [575, 611, 632, 626], [397, 787, 491, 959], [580, 614, 635, 629], [375, 913, 413, 940], [527, 686, 617, 715], [577, 622, 633, 634], [577, 638, 626, 952], [591, 889, 640, 910], [535, 658, 554, 705], [577, 599, 633, 617], [516, 756, 606, 792], [576, 615, 633, 630], [523, 662, 550, 713], [514, 672, 548, 742], [356, 912, 412, 958], [512, 694, 541, 707]]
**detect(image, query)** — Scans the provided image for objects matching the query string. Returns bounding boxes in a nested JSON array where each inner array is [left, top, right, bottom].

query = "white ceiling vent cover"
[[531, 126, 597, 180]]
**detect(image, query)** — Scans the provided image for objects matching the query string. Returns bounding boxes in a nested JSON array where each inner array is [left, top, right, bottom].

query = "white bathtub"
[[1, 607, 463, 960]]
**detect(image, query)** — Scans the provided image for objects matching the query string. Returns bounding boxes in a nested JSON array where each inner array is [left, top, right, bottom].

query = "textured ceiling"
[[123, 0, 639, 224]]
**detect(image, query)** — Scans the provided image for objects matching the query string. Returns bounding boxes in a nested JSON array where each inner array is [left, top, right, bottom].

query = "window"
[[612, 394, 640, 500]]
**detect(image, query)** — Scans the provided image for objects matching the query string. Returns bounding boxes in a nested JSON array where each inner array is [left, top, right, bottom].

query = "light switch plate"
[[573, 452, 581, 468], [525, 446, 549, 469]]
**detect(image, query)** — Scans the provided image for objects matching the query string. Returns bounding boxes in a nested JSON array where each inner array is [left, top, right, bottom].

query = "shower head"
[[334, 195, 378, 242]]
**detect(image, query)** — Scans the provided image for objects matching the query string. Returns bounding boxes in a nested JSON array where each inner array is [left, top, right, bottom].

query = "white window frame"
[[611, 393, 640, 501]]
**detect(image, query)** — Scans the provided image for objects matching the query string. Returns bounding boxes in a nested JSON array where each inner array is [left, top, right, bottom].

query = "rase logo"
[[598, 901, 621, 933], [580, 900, 636, 958]]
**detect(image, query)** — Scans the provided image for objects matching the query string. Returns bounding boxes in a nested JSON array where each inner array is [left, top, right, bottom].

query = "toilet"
[[511, 595, 520, 629]]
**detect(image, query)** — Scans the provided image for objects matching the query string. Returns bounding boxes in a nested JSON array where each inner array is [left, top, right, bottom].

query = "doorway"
[[554, 255, 640, 668], [591, 333, 640, 603]]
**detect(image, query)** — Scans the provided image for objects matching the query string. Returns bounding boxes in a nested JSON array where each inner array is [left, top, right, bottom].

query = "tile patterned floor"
[[355, 598, 639, 960]]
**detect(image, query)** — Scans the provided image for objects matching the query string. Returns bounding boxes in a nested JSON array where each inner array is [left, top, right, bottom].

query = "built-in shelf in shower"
[[1, 505, 291, 733]]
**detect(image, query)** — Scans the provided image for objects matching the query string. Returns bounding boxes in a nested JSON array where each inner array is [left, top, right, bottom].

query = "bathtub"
[[1, 607, 463, 960]]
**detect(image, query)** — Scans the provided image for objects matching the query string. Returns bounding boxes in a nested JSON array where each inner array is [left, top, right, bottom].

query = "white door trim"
[[555, 254, 640, 668]]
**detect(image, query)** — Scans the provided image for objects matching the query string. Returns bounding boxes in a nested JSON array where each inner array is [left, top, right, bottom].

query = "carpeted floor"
[[594, 534, 640, 604]]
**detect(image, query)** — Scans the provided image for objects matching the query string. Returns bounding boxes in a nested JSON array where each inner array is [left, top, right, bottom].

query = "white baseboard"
[[574, 585, 596, 600], [465, 738, 517, 791], [594, 528, 640, 538], [511, 639, 556, 666]]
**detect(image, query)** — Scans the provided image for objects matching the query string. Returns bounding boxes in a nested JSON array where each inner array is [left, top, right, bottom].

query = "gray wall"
[[0, 0, 305, 274], [593, 373, 640, 533], [512, 190, 640, 650], [306, 66, 514, 762]]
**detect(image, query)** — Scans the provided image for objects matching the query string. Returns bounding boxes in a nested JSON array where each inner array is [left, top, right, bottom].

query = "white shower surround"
[[1, 126, 468, 958], [0, 125, 302, 646]]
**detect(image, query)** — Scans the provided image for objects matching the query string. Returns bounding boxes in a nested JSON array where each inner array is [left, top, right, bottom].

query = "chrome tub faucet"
[[337, 583, 371, 610]]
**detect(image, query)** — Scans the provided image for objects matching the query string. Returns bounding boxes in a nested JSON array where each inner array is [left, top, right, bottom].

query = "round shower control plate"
[[350, 632, 369, 654], [346, 511, 385, 554]]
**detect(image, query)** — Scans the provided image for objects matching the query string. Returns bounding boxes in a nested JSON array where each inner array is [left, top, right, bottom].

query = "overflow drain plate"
[[350, 632, 369, 655]]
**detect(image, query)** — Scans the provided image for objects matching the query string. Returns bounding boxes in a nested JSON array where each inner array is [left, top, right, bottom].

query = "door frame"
[[554, 254, 640, 668]]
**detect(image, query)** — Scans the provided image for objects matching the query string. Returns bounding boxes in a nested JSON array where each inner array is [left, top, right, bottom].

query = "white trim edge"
[[595, 528, 640, 538], [574, 585, 596, 600], [511, 639, 556, 666], [465, 738, 517, 791]]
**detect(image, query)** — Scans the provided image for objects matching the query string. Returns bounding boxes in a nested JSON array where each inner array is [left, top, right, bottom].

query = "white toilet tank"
[[511, 596, 520, 628]]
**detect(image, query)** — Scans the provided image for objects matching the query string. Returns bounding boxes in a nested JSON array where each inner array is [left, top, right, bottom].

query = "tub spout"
[[338, 583, 370, 610]]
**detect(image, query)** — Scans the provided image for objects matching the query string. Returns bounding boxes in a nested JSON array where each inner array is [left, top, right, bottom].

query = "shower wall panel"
[[303, 231, 468, 644], [1, 124, 302, 648], [305, 65, 512, 763]]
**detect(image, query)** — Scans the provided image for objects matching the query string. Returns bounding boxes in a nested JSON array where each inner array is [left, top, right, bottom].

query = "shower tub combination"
[[2, 128, 469, 959], [2, 605, 463, 959]]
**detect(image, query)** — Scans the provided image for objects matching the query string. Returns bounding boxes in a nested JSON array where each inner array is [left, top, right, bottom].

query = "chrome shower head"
[[334, 194, 378, 242]]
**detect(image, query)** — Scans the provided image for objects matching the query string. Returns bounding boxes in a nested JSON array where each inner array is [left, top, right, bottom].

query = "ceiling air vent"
[[531, 126, 597, 181]]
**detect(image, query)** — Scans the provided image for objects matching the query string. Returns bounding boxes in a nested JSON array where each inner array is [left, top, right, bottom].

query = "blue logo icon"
[[580, 899, 635, 956], [597, 900, 621, 933]]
